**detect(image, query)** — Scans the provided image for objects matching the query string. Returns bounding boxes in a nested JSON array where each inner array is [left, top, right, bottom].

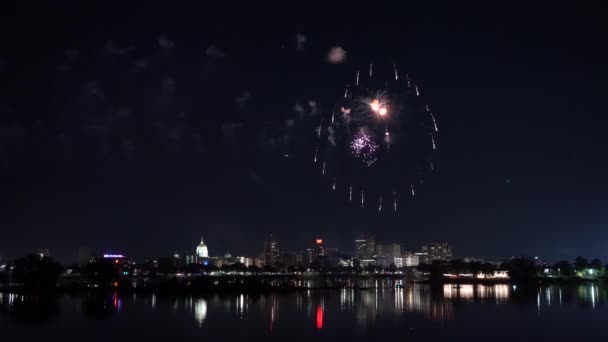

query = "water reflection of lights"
[[112, 292, 122, 311], [443, 284, 473, 300], [264, 295, 279, 333], [395, 288, 404, 312], [236, 294, 247, 317], [443, 284, 510, 303], [578, 284, 600, 308], [194, 298, 207, 326], [406, 286, 453, 321], [316, 304, 323, 329]]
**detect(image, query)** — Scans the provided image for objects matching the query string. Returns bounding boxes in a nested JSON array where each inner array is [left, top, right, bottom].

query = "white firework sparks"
[[350, 131, 379, 166]]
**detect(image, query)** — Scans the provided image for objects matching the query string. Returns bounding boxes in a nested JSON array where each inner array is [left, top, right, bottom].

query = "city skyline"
[[2, 3, 608, 264], [3, 3, 608, 341]]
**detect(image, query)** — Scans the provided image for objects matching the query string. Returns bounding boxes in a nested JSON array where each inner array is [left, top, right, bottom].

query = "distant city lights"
[[103, 254, 125, 258]]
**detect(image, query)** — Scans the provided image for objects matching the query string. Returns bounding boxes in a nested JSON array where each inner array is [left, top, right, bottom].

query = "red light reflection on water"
[[112, 292, 121, 311], [316, 304, 323, 329]]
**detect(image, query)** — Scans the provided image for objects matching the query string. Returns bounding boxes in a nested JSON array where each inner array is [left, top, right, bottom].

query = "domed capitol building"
[[196, 237, 209, 258]]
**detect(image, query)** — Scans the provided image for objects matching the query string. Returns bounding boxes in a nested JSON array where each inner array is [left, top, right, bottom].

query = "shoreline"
[[1, 275, 603, 295]]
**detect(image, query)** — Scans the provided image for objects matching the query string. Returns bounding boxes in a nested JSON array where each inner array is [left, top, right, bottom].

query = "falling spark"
[[393, 197, 398, 212], [349, 184, 353, 201], [369, 63, 373, 77], [411, 184, 415, 197], [356, 70, 360, 86], [431, 136, 436, 150], [322, 162, 326, 175], [378, 196, 382, 212], [393, 63, 399, 80], [430, 162, 435, 171], [331, 113, 335, 124], [384, 129, 391, 149], [430, 113, 438, 132], [332, 177, 336, 190], [426, 105, 431, 112], [314, 146, 318, 163], [415, 85, 420, 96], [344, 86, 348, 98], [361, 190, 365, 207]]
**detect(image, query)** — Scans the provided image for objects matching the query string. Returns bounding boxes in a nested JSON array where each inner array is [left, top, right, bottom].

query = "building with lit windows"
[[354, 236, 376, 259], [377, 243, 402, 267], [404, 252, 420, 267], [263, 235, 280, 266], [420, 242, 452, 263], [312, 239, 324, 260], [280, 252, 298, 267]]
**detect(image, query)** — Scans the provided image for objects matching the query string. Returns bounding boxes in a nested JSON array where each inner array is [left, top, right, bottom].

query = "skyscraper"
[[354, 236, 376, 259], [279, 252, 298, 267], [263, 235, 280, 266], [312, 239, 324, 260], [420, 242, 452, 263]]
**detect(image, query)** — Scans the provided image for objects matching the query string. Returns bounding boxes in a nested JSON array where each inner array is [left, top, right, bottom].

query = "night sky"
[[1, 3, 607, 263]]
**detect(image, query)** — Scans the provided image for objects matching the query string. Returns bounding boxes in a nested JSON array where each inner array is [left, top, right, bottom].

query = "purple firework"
[[350, 131, 378, 166]]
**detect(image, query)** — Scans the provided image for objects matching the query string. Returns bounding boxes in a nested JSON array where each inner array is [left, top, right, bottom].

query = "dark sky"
[[1, 2, 607, 263]]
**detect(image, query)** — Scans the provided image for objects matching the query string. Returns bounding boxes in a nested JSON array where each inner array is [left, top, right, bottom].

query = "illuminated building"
[[237, 256, 253, 267], [476, 270, 509, 279], [420, 242, 452, 263], [296, 250, 309, 265], [377, 243, 401, 267], [354, 236, 376, 259], [196, 237, 209, 258], [263, 235, 280, 266], [338, 257, 353, 267], [414, 252, 428, 264], [404, 252, 420, 267], [213, 253, 237, 268], [253, 257, 264, 268], [312, 239, 324, 260], [280, 252, 298, 267], [185, 254, 198, 265]]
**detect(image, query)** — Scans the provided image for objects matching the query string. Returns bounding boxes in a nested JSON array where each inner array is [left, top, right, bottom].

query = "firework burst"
[[311, 60, 439, 212], [350, 129, 379, 166]]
